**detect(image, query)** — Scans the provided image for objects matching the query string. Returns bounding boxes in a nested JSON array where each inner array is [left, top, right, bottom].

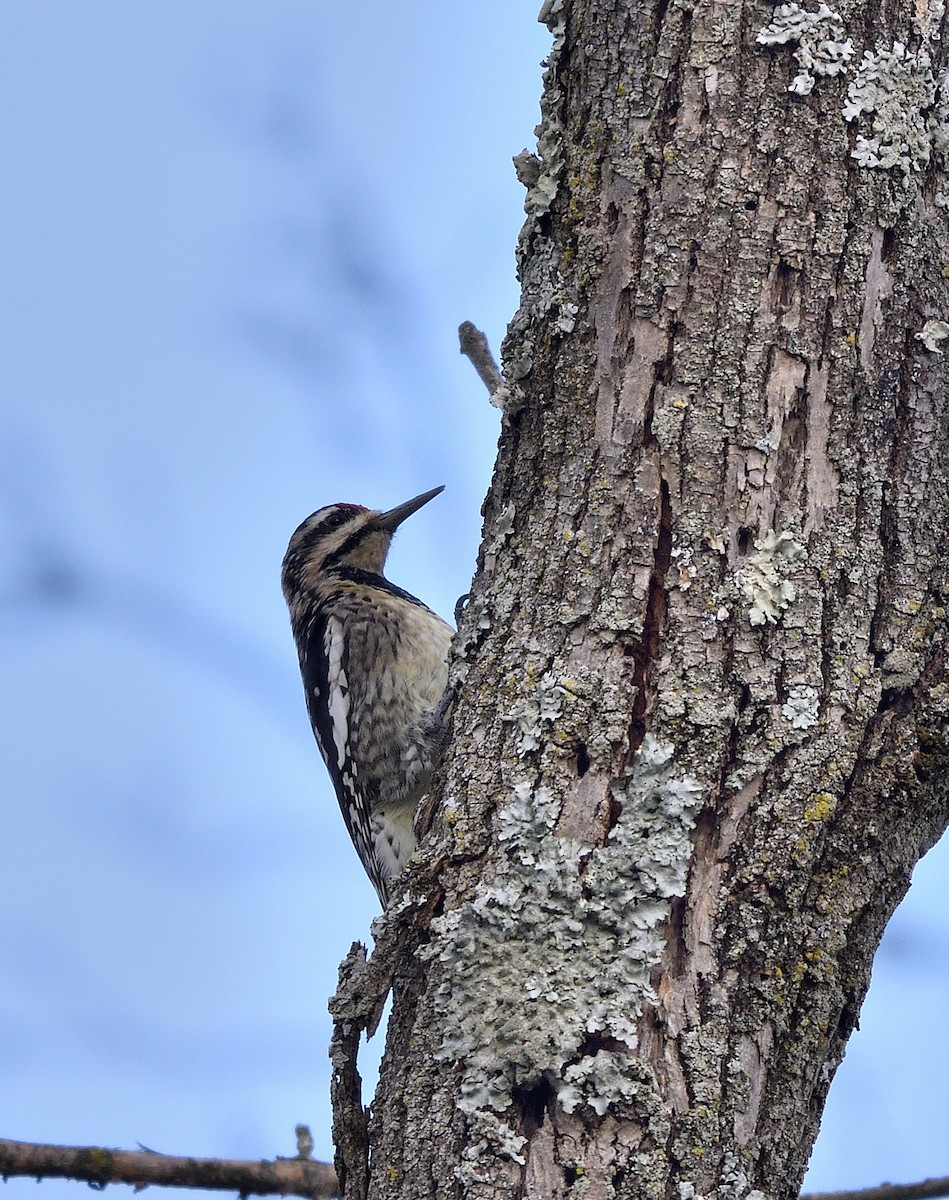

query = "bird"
[[281, 486, 453, 904]]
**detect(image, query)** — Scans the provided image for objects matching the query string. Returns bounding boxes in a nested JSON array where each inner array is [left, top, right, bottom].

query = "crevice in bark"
[[771, 260, 799, 315], [629, 478, 672, 754], [774, 373, 808, 513], [818, 576, 834, 703], [662, 890, 689, 980], [878, 687, 913, 716], [514, 1078, 556, 1140], [606, 787, 624, 834], [576, 1031, 635, 1058], [869, 482, 898, 664]]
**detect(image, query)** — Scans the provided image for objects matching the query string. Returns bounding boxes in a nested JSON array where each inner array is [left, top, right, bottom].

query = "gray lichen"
[[457, 1111, 527, 1183], [782, 685, 820, 729], [737, 531, 806, 626], [488, 382, 524, 414], [756, 3, 854, 95], [529, 0, 567, 217], [915, 318, 949, 352], [485, 501, 517, 558], [843, 43, 941, 174], [757, 4, 949, 179], [423, 737, 703, 1141], [503, 671, 568, 755], [671, 543, 698, 591], [719, 1152, 769, 1200], [556, 302, 580, 333], [560, 1051, 645, 1115]]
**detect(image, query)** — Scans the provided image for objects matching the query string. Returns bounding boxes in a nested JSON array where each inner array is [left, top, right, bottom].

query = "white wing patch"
[[324, 616, 350, 771]]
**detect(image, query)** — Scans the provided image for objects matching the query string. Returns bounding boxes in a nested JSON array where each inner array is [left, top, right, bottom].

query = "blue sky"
[[0, 5, 945, 1197]]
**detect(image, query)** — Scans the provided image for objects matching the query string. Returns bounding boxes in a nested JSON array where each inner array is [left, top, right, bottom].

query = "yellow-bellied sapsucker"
[[281, 486, 453, 905]]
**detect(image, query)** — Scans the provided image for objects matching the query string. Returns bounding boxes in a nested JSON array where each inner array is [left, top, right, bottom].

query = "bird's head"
[[281, 485, 444, 605]]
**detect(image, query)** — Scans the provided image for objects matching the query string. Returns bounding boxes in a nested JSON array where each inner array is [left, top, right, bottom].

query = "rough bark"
[[336, 1, 949, 1198]]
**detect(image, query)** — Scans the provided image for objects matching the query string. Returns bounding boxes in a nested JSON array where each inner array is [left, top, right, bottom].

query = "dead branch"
[[458, 321, 502, 395], [802, 1179, 949, 1200], [0, 1137, 339, 1198]]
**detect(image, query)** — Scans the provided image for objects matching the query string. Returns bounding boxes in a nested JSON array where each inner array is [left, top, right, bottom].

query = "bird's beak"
[[376, 486, 445, 532]]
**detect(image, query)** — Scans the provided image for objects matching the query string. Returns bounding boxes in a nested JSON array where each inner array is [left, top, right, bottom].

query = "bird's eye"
[[322, 508, 356, 532], [290, 503, 366, 550]]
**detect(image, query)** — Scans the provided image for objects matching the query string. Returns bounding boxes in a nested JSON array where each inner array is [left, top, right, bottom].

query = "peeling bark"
[[333, 1, 949, 1198]]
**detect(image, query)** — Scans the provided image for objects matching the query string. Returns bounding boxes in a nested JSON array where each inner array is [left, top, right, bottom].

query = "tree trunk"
[[334, 1, 949, 1197]]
